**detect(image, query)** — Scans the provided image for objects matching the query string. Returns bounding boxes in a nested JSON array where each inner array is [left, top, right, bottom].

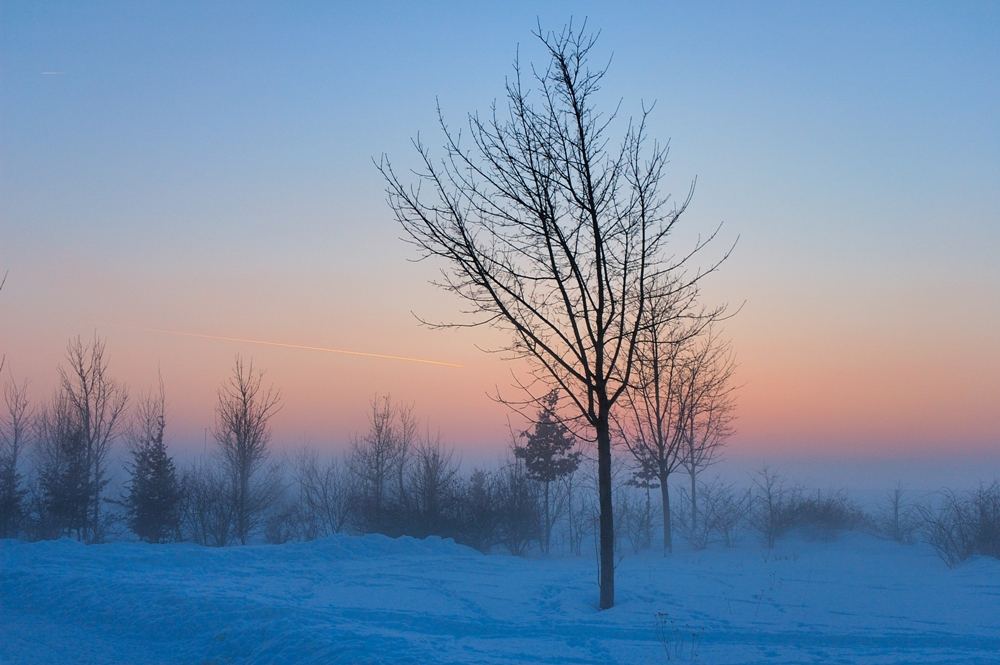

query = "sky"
[[1, 1, 998, 478]]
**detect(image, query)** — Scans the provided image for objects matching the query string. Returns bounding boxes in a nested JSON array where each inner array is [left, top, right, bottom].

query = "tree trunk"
[[660, 472, 672, 554], [690, 468, 697, 532], [596, 413, 615, 609], [397, 456, 407, 509], [543, 480, 551, 555], [91, 494, 100, 544], [89, 457, 102, 544], [644, 485, 652, 549], [238, 467, 249, 545], [567, 478, 576, 555], [86, 442, 95, 543]]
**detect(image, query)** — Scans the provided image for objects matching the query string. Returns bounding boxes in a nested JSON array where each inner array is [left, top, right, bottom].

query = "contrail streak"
[[143, 328, 463, 369]]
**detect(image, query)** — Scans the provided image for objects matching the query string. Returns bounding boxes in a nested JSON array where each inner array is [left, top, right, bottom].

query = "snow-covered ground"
[[2, 533, 998, 664]]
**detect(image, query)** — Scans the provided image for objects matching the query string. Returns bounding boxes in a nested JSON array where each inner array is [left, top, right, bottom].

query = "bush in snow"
[[180, 462, 233, 546], [750, 467, 795, 548], [294, 450, 354, 539], [875, 487, 921, 544], [264, 500, 305, 545], [406, 436, 463, 538], [920, 482, 1000, 567], [750, 468, 867, 547], [783, 490, 869, 540], [616, 485, 654, 554], [677, 479, 749, 549], [454, 468, 500, 552], [493, 456, 541, 555]]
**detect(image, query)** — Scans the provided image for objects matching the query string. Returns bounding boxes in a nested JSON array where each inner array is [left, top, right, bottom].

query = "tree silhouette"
[[0, 380, 30, 538], [515, 390, 581, 554], [124, 383, 181, 543], [214, 356, 281, 545], [58, 336, 129, 543], [379, 23, 728, 608]]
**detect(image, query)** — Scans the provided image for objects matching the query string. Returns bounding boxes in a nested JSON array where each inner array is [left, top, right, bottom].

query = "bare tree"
[[617, 284, 694, 554], [0, 379, 31, 537], [349, 394, 409, 531], [213, 356, 282, 544], [458, 468, 500, 552], [677, 330, 736, 531], [378, 23, 728, 609], [35, 390, 89, 539], [181, 460, 233, 546], [919, 483, 1000, 567], [58, 336, 129, 543], [617, 484, 654, 554], [409, 433, 461, 536], [562, 463, 592, 556], [677, 477, 748, 549], [296, 450, 353, 537], [880, 486, 919, 544], [395, 402, 418, 511], [750, 467, 797, 549], [494, 453, 541, 556]]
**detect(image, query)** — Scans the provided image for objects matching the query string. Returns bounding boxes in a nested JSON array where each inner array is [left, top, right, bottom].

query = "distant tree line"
[[0, 332, 727, 553], [1, 333, 996, 570]]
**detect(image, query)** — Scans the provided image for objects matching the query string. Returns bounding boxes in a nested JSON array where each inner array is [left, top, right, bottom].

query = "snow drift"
[[2, 533, 998, 664]]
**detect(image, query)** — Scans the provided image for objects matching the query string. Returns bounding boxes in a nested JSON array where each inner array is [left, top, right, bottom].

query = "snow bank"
[[2, 533, 998, 664]]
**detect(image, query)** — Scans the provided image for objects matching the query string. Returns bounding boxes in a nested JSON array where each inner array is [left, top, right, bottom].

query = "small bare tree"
[[296, 450, 353, 537], [562, 464, 590, 556], [677, 477, 748, 549], [181, 460, 233, 546], [409, 434, 461, 536], [213, 356, 282, 545], [35, 390, 89, 539], [881, 486, 919, 544], [494, 453, 541, 556], [395, 403, 417, 510], [458, 468, 500, 552], [349, 394, 411, 531], [0, 379, 31, 538], [379, 23, 729, 609], [751, 467, 796, 549], [58, 336, 129, 543], [677, 331, 736, 531], [617, 283, 695, 555]]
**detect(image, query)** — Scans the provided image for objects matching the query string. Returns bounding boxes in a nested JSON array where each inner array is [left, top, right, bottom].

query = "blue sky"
[[1, 2, 998, 463]]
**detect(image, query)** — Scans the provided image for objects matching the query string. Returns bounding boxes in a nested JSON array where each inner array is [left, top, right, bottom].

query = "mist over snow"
[[2, 531, 998, 664]]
